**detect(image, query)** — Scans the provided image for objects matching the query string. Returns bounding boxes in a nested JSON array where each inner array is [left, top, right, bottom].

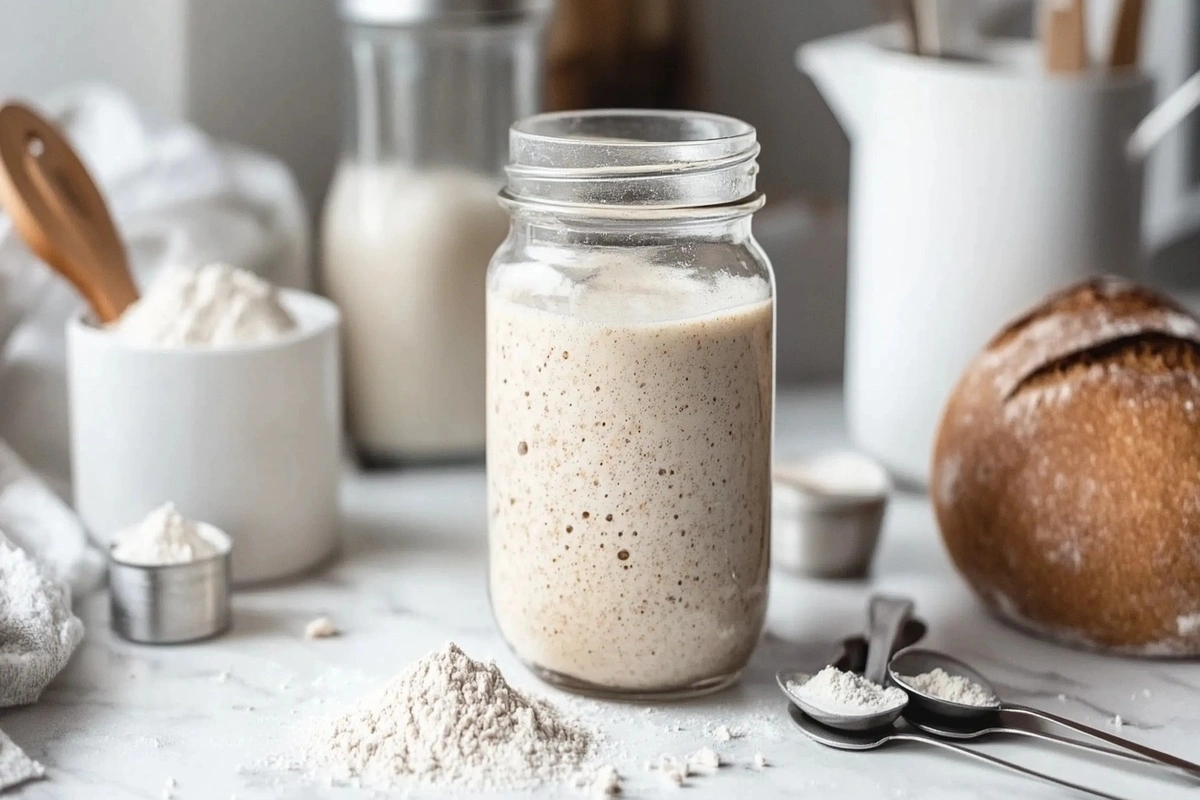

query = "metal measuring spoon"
[[776, 595, 914, 731], [787, 704, 1131, 800], [903, 703, 1157, 769], [889, 649, 1200, 782]]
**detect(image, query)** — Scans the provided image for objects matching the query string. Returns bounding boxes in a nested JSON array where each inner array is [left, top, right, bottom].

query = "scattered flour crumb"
[[656, 756, 688, 787], [304, 617, 339, 639], [214, 670, 231, 683], [161, 777, 177, 800], [1112, 714, 1123, 731], [713, 724, 733, 742], [572, 765, 621, 796], [753, 753, 768, 769], [689, 747, 722, 772], [1057, 693, 1067, 703], [1142, 688, 1152, 698]]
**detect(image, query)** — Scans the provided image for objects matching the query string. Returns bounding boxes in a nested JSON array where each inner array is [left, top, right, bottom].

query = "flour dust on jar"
[[322, 0, 551, 465], [487, 110, 775, 699]]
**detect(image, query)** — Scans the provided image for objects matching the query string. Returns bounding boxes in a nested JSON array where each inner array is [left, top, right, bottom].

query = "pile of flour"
[[110, 503, 221, 566], [111, 263, 296, 347], [301, 643, 594, 792], [789, 666, 907, 715], [900, 668, 996, 707]]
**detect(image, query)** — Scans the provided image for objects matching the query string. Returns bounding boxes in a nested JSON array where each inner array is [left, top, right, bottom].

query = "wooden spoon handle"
[[1044, 0, 1088, 74], [1108, 0, 1144, 70], [0, 102, 137, 322]]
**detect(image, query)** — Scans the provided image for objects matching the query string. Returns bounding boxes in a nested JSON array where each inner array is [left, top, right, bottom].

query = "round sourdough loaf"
[[932, 278, 1200, 655]]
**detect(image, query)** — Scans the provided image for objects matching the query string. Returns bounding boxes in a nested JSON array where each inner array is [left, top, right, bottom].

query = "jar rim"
[[339, 0, 552, 27], [510, 109, 757, 150], [505, 109, 761, 211]]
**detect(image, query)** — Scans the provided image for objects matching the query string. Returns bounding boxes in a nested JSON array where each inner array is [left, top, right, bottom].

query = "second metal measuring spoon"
[[787, 704, 1130, 800], [889, 649, 1200, 782], [903, 704, 1157, 769], [777, 594, 914, 731]]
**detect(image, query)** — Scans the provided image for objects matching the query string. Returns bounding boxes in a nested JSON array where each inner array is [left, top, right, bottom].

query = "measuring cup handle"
[[1005, 704, 1200, 781], [1128, 68, 1200, 160], [893, 731, 1130, 800]]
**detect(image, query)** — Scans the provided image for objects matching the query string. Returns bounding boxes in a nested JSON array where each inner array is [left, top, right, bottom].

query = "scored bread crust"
[[932, 278, 1200, 655]]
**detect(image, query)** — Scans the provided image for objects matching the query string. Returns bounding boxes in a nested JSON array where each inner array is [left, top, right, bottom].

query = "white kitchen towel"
[[0, 729, 44, 792], [0, 536, 83, 708], [0, 454, 88, 793], [0, 84, 311, 491], [0, 440, 103, 597]]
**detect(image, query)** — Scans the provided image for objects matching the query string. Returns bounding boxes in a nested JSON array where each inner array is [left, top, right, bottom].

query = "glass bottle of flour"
[[487, 110, 775, 698], [323, 0, 551, 465]]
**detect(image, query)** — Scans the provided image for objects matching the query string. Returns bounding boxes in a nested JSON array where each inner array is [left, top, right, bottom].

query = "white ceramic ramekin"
[[67, 290, 342, 584]]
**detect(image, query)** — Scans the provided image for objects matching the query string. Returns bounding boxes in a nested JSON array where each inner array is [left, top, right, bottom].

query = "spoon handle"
[[863, 595, 913, 686], [1005, 704, 1200, 781], [893, 731, 1131, 800], [990, 719, 1154, 766]]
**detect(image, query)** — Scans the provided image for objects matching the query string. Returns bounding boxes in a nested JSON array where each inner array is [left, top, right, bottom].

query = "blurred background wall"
[[0, 0, 1195, 382]]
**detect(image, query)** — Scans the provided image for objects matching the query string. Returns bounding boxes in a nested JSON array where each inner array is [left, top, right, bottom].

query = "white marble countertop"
[[5, 386, 1200, 799]]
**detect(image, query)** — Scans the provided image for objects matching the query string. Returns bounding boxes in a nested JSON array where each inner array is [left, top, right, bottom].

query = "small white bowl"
[[772, 450, 891, 579], [67, 290, 342, 585]]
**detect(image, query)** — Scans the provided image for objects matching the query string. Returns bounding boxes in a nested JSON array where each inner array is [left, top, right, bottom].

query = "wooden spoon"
[[1108, 0, 1144, 70], [1044, 0, 1088, 74], [0, 102, 137, 323]]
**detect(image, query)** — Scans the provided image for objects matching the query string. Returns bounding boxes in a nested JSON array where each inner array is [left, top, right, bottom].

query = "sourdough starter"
[[322, 165, 509, 460], [487, 262, 773, 692]]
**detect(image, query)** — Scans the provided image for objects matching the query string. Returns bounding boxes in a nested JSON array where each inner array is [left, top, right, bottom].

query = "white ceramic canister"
[[67, 290, 342, 584], [799, 27, 1200, 484]]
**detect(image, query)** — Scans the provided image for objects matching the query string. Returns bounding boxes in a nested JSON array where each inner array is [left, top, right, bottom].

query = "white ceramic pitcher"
[[798, 25, 1200, 484]]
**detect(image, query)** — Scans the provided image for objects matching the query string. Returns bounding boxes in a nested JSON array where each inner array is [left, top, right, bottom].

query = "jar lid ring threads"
[[503, 109, 761, 211]]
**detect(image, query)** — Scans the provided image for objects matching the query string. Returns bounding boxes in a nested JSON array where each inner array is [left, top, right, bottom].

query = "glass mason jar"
[[487, 110, 775, 699], [323, 0, 551, 465]]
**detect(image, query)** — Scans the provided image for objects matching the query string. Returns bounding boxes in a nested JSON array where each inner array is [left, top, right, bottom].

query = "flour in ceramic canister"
[[111, 263, 296, 347], [899, 668, 997, 706], [110, 503, 220, 566], [300, 643, 594, 792], [789, 666, 906, 715]]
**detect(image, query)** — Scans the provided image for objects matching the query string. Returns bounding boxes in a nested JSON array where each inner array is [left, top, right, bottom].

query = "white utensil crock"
[[68, 290, 342, 584], [799, 27, 1200, 484]]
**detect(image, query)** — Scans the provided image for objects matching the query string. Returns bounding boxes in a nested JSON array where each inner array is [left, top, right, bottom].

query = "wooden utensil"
[[1044, 0, 1088, 74], [1108, 0, 1144, 70], [0, 102, 137, 323]]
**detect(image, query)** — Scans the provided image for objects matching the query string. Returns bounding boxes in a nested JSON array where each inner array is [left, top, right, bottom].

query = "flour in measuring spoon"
[[789, 665, 906, 715]]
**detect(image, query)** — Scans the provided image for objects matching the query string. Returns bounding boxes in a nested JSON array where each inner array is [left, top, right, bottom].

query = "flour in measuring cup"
[[111, 263, 295, 347], [110, 503, 220, 566]]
